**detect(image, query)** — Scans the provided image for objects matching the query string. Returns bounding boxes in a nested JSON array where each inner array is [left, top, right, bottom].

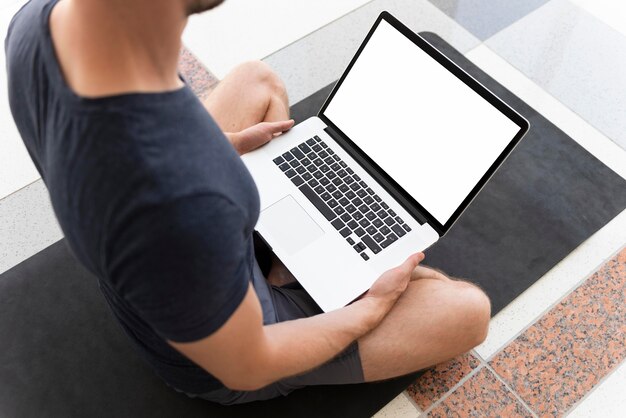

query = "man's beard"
[[186, 0, 225, 15]]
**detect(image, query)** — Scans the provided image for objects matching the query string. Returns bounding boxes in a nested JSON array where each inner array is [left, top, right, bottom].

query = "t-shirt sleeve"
[[106, 194, 252, 343]]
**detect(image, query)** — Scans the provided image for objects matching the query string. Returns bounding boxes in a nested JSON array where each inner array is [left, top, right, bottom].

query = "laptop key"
[[347, 220, 358, 229], [279, 163, 290, 172], [388, 209, 397, 217], [340, 161, 348, 168], [374, 195, 382, 202], [296, 166, 306, 175], [361, 235, 381, 254], [372, 219, 383, 228], [344, 176, 355, 185], [339, 197, 349, 206], [326, 184, 337, 192], [371, 203, 381, 212], [339, 227, 351, 238], [321, 192, 332, 201], [360, 253, 370, 261], [377, 210, 387, 219], [299, 184, 336, 221], [365, 212, 376, 221], [333, 155, 341, 162], [291, 176, 304, 187], [347, 237, 355, 245], [301, 158, 311, 166], [327, 171, 337, 179], [359, 181, 368, 189], [291, 147, 304, 159], [337, 169, 347, 178], [306, 138, 316, 146], [341, 213, 352, 222], [302, 172, 313, 181], [366, 188, 375, 195], [332, 191, 343, 200], [381, 202, 389, 210], [392, 224, 406, 237], [328, 199, 338, 208], [313, 171, 324, 179], [334, 206, 345, 215], [346, 205, 356, 213], [357, 189, 367, 198], [352, 197, 362, 206], [320, 165, 330, 173], [384, 217, 395, 226], [380, 226, 391, 235], [321, 142, 328, 148], [350, 183, 360, 191], [308, 179, 318, 187], [307, 152, 316, 160], [314, 185, 325, 194], [285, 169, 296, 178], [395, 216, 404, 224], [353, 174, 361, 181], [273, 156, 285, 165], [313, 158, 324, 166], [289, 160, 300, 168], [366, 226, 377, 235], [354, 228, 366, 237], [320, 178, 330, 186], [359, 219, 370, 228], [298, 143, 311, 153], [312, 144, 322, 152], [403, 224, 412, 232], [314, 135, 322, 142], [339, 184, 349, 193], [373, 233, 384, 243], [353, 212, 364, 221], [331, 163, 340, 171], [347, 168, 354, 175], [331, 219, 345, 230], [332, 178, 343, 186], [363, 196, 374, 205], [282, 152, 294, 161], [318, 150, 329, 159]]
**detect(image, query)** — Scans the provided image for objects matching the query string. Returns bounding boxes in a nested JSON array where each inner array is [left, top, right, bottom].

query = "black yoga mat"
[[292, 32, 626, 314], [1, 33, 625, 418]]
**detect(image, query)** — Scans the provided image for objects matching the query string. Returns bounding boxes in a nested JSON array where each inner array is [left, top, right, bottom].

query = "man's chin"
[[186, 0, 225, 15]]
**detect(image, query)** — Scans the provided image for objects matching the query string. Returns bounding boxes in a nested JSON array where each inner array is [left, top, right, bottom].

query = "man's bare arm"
[[169, 253, 423, 391]]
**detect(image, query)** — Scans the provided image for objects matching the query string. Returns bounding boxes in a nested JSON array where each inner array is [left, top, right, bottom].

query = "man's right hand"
[[357, 252, 425, 327], [168, 252, 425, 391]]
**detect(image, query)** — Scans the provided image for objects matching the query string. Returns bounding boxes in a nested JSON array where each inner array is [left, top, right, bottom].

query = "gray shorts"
[[196, 258, 365, 405]]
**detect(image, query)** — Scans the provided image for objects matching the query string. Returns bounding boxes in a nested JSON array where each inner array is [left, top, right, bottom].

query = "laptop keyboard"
[[273, 135, 412, 260]]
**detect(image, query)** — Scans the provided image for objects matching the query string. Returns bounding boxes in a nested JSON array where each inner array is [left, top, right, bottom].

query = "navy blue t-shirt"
[[5, 0, 259, 394]]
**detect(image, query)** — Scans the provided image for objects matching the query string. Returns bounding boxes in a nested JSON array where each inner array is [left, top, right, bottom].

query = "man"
[[5, 0, 490, 405]]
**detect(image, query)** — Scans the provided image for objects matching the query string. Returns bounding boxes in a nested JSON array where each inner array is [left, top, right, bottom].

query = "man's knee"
[[237, 60, 287, 100], [436, 280, 491, 352], [452, 281, 491, 350]]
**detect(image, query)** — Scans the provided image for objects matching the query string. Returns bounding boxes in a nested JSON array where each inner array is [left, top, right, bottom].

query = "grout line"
[[0, 177, 42, 205], [401, 390, 423, 415], [420, 364, 484, 415], [479, 0, 559, 45], [485, 243, 626, 363], [562, 356, 626, 417], [260, 0, 378, 61], [482, 362, 538, 418]]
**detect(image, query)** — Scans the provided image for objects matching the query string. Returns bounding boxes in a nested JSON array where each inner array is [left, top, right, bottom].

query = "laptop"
[[241, 12, 529, 312]]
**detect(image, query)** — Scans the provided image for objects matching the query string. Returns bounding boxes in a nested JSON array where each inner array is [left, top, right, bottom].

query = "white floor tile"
[[464, 45, 626, 360], [570, 0, 626, 38], [0, 0, 40, 200], [373, 392, 421, 418], [264, 0, 479, 104], [566, 360, 626, 417], [485, 0, 626, 150], [183, 0, 372, 79], [0, 179, 62, 275]]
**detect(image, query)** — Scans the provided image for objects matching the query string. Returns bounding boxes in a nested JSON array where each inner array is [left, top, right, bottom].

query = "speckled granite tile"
[[486, 0, 626, 150], [178, 47, 219, 101], [0, 179, 63, 275], [263, 0, 479, 104], [427, 367, 533, 417], [427, 0, 550, 40], [406, 352, 480, 410], [490, 248, 626, 417]]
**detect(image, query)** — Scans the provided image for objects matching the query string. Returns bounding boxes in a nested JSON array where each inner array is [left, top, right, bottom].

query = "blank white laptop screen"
[[324, 20, 520, 224]]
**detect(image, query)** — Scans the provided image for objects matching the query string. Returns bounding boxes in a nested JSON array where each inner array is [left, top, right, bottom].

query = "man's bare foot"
[[266, 255, 298, 287]]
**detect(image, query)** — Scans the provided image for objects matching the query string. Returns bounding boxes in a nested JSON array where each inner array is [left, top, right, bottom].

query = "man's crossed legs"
[[203, 60, 490, 388]]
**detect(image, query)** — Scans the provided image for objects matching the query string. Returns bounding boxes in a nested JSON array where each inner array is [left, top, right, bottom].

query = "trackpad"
[[260, 195, 324, 255]]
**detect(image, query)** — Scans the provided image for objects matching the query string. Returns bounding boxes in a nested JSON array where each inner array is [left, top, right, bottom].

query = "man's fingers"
[[262, 119, 294, 134], [397, 252, 425, 276]]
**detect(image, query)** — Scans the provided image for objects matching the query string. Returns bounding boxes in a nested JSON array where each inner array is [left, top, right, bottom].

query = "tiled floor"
[[1, 1, 625, 417]]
